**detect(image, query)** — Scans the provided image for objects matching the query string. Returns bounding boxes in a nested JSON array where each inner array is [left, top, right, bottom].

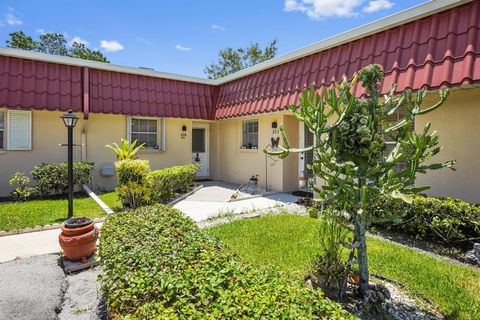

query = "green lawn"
[[208, 214, 480, 320], [0, 192, 120, 231]]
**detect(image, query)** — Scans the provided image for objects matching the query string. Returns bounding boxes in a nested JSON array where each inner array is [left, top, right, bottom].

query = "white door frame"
[[192, 122, 209, 177], [298, 122, 305, 180]]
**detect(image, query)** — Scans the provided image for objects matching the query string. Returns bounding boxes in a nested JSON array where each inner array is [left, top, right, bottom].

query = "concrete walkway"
[[174, 180, 298, 221], [0, 181, 297, 262]]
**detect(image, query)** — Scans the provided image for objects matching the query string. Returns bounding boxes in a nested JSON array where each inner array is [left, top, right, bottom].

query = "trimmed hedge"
[[114, 159, 152, 208], [371, 195, 480, 243], [99, 205, 354, 319], [150, 164, 199, 203]]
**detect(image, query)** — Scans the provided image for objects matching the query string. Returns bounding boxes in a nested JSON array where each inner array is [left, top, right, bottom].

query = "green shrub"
[[371, 195, 480, 243], [31, 162, 94, 196], [114, 159, 152, 208], [99, 205, 355, 319], [150, 164, 199, 203], [8, 172, 35, 202]]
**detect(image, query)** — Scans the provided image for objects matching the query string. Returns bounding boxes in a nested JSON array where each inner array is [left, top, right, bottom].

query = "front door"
[[192, 123, 209, 177]]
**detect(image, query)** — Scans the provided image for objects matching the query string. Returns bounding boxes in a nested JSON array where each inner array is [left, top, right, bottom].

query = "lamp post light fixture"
[[60, 109, 79, 219]]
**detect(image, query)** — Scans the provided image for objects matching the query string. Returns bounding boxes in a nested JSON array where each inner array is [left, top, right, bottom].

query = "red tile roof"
[[215, 1, 480, 118], [88, 69, 216, 119], [0, 1, 479, 120], [0, 56, 84, 112], [0, 56, 217, 119]]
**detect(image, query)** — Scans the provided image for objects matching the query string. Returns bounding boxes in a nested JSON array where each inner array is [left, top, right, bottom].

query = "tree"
[[69, 42, 109, 63], [6, 31, 109, 63], [36, 32, 68, 56], [204, 40, 278, 79], [6, 31, 36, 50], [265, 64, 454, 296]]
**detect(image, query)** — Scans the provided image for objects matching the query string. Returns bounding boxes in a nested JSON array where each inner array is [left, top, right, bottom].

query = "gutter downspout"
[[82, 67, 90, 120]]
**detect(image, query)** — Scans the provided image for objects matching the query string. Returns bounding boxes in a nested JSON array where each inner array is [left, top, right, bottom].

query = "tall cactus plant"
[[265, 64, 455, 295]]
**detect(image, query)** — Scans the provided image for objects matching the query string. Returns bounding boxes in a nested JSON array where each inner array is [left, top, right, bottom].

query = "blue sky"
[[0, 0, 426, 78]]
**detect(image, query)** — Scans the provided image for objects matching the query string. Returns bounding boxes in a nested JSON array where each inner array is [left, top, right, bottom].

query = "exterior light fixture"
[[182, 125, 187, 132], [61, 109, 79, 128], [60, 109, 79, 219]]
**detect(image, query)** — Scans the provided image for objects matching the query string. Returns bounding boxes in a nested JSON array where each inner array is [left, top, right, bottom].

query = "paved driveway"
[[0, 254, 64, 320], [174, 180, 298, 221]]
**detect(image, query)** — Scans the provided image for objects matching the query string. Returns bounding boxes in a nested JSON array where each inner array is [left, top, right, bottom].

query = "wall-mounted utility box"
[[100, 163, 115, 177]]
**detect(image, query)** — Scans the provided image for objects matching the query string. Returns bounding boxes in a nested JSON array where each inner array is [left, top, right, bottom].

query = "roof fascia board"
[[216, 0, 473, 84]]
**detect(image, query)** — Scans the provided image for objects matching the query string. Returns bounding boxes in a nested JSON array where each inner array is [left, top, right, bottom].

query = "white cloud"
[[35, 28, 46, 34], [100, 40, 124, 52], [175, 44, 191, 52], [69, 36, 89, 46], [6, 7, 22, 25], [211, 24, 226, 31], [284, 0, 363, 19], [363, 0, 393, 13]]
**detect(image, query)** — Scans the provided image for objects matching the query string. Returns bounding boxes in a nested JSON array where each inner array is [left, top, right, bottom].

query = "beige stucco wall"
[[415, 87, 480, 203], [0, 110, 216, 197], [0, 109, 84, 196], [216, 112, 297, 192], [1, 87, 479, 201]]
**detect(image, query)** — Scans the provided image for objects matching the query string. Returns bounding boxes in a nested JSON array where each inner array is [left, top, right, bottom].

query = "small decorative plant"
[[106, 139, 145, 160], [310, 209, 350, 299], [8, 172, 35, 202]]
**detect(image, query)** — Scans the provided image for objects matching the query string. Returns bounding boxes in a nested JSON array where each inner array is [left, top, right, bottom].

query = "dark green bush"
[[114, 159, 152, 208], [370, 195, 480, 243], [31, 162, 94, 196], [99, 205, 354, 319], [150, 164, 199, 203]]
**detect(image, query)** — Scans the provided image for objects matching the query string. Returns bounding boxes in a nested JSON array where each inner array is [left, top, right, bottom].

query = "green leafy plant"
[[106, 139, 145, 160], [31, 162, 94, 196], [311, 209, 351, 299], [99, 205, 355, 319], [114, 159, 152, 208], [149, 164, 199, 203], [265, 64, 454, 295], [8, 172, 35, 202], [370, 195, 480, 243]]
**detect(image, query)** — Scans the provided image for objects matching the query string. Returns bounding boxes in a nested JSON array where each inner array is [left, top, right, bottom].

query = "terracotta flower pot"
[[349, 274, 360, 285], [59, 217, 99, 262]]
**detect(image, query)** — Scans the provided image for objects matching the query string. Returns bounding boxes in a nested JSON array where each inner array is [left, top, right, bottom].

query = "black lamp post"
[[60, 109, 79, 219]]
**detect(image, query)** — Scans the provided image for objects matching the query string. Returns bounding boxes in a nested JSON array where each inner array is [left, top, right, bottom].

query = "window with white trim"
[[127, 117, 164, 150], [0, 112, 4, 150], [241, 120, 258, 149], [7, 110, 32, 150]]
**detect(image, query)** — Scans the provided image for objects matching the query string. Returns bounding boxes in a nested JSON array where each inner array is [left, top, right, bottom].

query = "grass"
[[208, 214, 480, 320], [0, 192, 120, 231]]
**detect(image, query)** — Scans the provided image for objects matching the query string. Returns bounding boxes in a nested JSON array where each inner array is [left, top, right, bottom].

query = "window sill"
[[239, 148, 259, 153], [138, 149, 165, 154]]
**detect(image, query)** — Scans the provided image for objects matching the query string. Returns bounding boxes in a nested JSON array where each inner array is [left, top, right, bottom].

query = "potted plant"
[[58, 217, 99, 262]]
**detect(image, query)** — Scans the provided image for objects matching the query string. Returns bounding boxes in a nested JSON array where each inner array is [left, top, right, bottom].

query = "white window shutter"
[[8, 110, 32, 150]]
